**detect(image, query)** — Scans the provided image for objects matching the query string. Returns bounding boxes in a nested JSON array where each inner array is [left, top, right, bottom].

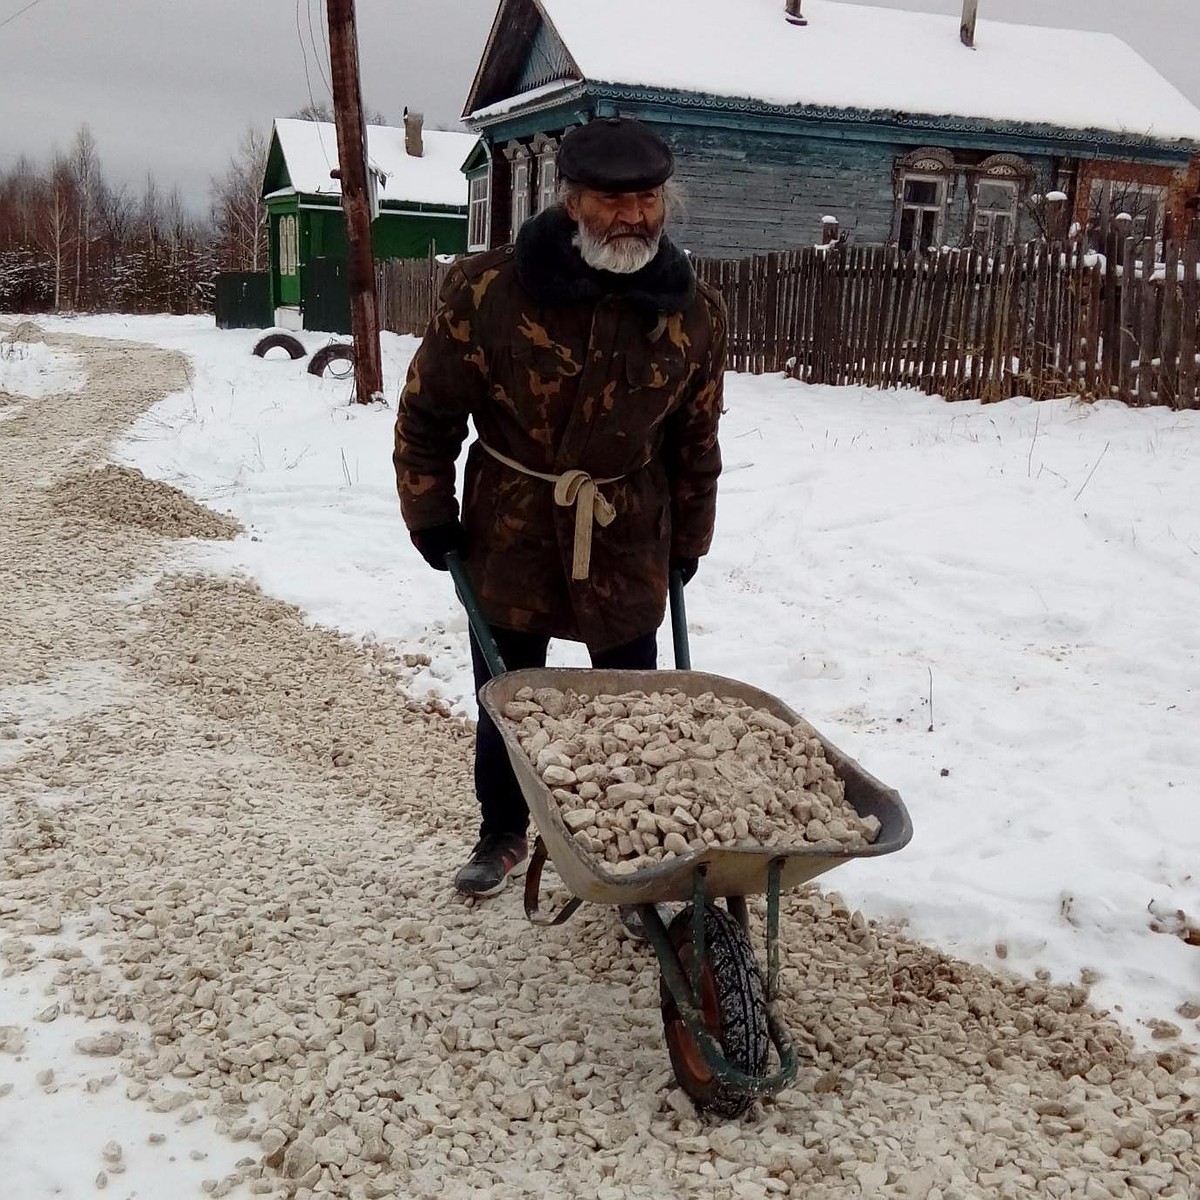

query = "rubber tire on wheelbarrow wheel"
[[307, 342, 355, 378], [659, 903, 769, 1118]]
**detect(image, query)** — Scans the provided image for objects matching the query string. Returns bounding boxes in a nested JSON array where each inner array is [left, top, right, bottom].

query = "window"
[[536, 152, 557, 214], [974, 180, 1019, 252], [279, 215, 298, 276], [1089, 179, 1168, 250], [511, 155, 532, 232], [898, 175, 946, 253], [468, 172, 490, 251]]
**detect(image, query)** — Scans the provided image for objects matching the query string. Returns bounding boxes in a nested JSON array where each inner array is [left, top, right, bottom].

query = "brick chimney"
[[785, 0, 807, 26], [961, 0, 978, 47], [403, 107, 424, 158]]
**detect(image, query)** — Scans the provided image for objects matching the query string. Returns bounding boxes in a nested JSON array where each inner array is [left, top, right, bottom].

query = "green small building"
[[261, 113, 477, 331]]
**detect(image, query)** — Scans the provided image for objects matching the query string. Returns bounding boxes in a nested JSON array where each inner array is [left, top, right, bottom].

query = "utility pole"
[[326, 0, 384, 404]]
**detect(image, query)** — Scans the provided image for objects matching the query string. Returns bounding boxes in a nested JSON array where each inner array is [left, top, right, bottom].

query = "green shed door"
[[277, 214, 301, 305]]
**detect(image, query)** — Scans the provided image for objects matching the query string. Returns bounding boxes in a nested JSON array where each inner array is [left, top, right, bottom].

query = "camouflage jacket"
[[393, 206, 727, 652]]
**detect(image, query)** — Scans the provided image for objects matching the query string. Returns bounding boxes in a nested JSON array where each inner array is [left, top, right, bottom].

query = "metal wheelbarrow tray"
[[479, 666, 912, 907]]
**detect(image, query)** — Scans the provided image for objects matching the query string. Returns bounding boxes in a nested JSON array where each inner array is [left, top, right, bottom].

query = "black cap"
[[556, 118, 674, 193]]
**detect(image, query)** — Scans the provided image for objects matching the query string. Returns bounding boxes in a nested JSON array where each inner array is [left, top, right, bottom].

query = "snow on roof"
[[272, 119, 477, 207], [530, 0, 1200, 144]]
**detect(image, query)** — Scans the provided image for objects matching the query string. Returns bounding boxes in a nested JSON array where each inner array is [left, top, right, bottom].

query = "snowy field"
[[17, 312, 1200, 1054]]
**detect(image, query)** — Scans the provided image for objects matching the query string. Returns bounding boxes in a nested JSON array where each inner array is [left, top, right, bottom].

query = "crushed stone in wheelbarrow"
[[502, 686, 881, 874]]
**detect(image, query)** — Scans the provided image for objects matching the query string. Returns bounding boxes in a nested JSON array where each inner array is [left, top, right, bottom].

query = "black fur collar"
[[515, 206, 696, 314]]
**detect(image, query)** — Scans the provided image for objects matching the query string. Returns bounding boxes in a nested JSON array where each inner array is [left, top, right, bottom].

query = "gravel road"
[[1, 324, 1196, 1200]]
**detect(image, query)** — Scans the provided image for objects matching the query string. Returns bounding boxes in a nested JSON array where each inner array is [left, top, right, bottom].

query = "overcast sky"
[[0, 0, 1196, 210]]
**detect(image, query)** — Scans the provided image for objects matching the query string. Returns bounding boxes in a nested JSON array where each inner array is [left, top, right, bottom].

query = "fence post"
[[1112, 214, 1134, 404], [1044, 193, 1070, 243], [1179, 233, 1198, 408]]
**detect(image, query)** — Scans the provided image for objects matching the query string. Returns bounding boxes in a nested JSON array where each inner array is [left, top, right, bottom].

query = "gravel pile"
[[50, 464, 244, 541], [0, 329, 1196, 1200], [504, 687, 879, 873]]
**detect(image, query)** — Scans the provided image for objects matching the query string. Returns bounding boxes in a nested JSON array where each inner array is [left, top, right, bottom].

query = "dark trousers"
[[470, 627, 658, 839]]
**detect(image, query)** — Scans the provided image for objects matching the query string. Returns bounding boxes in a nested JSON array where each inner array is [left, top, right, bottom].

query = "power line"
[[0, 0, 52, 33], [295, 0, 322, 115], [307, 0, 333, 99], [294, 0, 334, 180]]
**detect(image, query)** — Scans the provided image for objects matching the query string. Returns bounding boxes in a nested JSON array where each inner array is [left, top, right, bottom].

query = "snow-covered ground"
[[0, 332, 85, 401], [15, 312, 1200, 1053]]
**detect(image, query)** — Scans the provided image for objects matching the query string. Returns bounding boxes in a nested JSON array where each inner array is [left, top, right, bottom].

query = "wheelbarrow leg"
[[523, 836, 583, 927]]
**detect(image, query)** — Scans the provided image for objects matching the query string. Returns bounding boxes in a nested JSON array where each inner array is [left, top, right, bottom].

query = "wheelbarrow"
[[447, 554, 913, 1117]]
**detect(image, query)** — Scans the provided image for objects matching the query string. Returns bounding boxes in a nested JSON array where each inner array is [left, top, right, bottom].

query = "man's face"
[[564, 185, 667, 274]]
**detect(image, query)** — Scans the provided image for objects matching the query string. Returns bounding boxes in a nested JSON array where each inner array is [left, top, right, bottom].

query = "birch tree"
[[209, 124, 268, 272]]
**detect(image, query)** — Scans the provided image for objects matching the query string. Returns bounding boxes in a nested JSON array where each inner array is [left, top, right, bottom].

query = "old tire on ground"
[[659, 902, 770, 1118], [307, 342, 355, 378], [252, 332, 306, 360]]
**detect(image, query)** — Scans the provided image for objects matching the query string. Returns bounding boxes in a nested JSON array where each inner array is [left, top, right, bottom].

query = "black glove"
[[410, 520, 465, 572], [671, 557, 699, 586]]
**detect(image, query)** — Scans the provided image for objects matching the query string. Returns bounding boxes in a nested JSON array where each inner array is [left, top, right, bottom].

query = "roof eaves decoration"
[[584, 82, 1200, 157], [462, 0, 583, 120]]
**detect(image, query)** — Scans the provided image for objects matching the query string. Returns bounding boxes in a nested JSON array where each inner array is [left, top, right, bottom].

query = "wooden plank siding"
[[659, 127, 1063, 259], [378, 229, 1200, 410]]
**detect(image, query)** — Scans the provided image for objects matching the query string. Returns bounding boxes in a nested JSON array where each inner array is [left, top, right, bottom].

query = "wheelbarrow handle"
[[446, 551, 507, 679], [446, 550, 694, 680], [669, 569, 692, 671]]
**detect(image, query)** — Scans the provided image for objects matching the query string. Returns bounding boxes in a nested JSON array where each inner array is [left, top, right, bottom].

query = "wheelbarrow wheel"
[[659, 903, 769, 1118]]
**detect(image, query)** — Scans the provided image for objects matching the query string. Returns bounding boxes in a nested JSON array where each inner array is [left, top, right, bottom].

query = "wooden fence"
[[377, 253, 451, 339], [379, 229, 1200, 409]]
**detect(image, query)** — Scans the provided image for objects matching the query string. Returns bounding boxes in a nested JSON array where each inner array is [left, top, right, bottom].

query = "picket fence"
[[378, 229, 1200, 409]]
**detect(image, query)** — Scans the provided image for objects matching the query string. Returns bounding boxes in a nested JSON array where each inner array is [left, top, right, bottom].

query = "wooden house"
[[261, 113, 477, 329], [461, 0, 1200, 259]]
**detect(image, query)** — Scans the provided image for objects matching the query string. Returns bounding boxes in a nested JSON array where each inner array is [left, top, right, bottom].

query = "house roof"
[[267, 119, 478, 207], [467, 0, 1200, 145]]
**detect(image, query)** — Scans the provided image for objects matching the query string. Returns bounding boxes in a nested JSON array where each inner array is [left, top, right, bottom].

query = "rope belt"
[[479, 441, 635, 581]]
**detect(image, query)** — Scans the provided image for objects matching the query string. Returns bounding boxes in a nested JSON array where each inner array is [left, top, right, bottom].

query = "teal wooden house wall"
[[474, 88, 1197, 259]]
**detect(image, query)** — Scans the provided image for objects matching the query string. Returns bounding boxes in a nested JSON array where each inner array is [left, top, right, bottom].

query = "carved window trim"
[[978, 153, 1034, 182], [278, 214, 299, 277], [505, 142, 533, 233], [530, 133, 559, 215], [896, 147, 956, 178], [892, 149, 953, 252]]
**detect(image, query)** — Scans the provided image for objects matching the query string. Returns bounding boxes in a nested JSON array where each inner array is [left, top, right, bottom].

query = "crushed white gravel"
[[0, 323, 1196, 1200], [505, 686, 880, 871]]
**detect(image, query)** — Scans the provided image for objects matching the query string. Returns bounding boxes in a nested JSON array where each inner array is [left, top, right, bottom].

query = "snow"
[[18, 312, 1196, 1054], [520, 0, 1200, 144], [467, 78, 581, 122], [0, 339, 84, 400], [1, 956, 253, 1200], [270, 119, 477, 209]]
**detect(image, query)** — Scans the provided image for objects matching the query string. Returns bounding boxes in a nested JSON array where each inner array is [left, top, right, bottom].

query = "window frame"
[[535, 152, 557, 214], [897, 172, 948, 253], [973, 178, 1020, 252], [467, 170, 491, 252], [510, 152, 532, 233], [279, 214, 299, 277]]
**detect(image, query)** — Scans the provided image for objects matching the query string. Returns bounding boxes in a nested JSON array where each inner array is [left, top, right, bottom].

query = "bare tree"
[[291, 100, 389, 125], [209, 124, 269, 272], [42, 157, 77, 311], [70, 125, 103, 308]]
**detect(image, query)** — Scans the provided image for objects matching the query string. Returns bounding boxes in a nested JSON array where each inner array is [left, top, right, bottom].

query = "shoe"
[[454, 833, 529, 898]]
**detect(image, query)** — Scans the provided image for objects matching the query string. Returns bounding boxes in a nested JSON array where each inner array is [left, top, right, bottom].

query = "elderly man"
[[394, 118, 727, 897]]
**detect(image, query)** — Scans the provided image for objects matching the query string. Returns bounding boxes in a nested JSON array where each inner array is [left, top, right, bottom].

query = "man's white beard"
[[573, 220, 663, 275]]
